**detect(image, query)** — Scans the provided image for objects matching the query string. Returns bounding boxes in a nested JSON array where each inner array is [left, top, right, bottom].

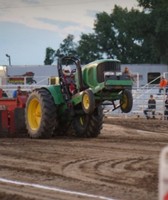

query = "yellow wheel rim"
[[83, 93, 90, 110], [121, 94, 128, 109], [27, 98, 42, 130], [79, 116, 84, 126]]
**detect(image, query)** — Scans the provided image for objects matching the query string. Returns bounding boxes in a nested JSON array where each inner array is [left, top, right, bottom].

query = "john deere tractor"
[[25, 56, 133, 138]]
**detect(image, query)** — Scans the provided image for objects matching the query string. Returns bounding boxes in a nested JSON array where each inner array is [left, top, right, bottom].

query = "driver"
[[62, 66, 76, 95]]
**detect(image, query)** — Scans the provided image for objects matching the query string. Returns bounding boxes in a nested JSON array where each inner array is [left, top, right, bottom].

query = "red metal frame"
[[0, 94, 28, 135]]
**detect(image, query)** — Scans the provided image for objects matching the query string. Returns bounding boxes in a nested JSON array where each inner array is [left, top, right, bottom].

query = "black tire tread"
[[25, 89, 57, 138], [73, 106, 103, 138]]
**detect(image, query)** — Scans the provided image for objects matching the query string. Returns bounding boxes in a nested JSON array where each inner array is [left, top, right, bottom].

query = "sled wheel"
[[120, 89, 133, 113], [25, 89, 57, 138], [82, 89, 95, 114], [73, 106, 103, 138]]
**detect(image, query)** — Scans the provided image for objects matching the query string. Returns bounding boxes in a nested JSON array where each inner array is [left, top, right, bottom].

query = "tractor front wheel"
[[25, 89, 57, 138], [82, 89, 95, 114], [73, 106, 103, 138], [120, 89, 133, 113]]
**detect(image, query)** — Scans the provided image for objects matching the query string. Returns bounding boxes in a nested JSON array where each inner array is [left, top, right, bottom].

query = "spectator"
[[144, 94, 156, 119], [158, 76, 168, 94], [122, 67, 131, 76], [122, 67, 135, 81], [2, 90, 8, 97], [13, 86, 22, 98], [0, 89, 8, 98], [164, 95, 168, 120]]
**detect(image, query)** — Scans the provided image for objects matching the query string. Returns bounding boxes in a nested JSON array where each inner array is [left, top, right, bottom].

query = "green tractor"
[[25, 56, 133, 138]]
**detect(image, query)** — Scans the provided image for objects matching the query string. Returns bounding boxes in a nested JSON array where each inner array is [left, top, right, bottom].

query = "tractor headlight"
[[116, 72, 122, 76], [104, 72, 115, 77]]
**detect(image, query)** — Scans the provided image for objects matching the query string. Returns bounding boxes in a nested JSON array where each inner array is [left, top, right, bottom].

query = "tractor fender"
[[40, 85, 65, 105]]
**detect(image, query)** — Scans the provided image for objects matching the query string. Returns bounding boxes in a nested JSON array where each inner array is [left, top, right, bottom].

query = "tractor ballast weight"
[[25, 56, 133, 139]]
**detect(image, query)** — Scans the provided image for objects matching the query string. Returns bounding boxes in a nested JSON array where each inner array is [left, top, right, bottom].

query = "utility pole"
[[6, 54, 11, 66]]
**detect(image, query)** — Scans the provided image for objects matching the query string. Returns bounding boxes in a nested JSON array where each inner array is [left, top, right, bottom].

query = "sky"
[[0, 0, 139, 65]]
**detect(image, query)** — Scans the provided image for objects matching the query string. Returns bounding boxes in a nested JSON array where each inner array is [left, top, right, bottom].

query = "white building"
[[121, 64, 168, 87], [0, 65, 58, 86], [1, 63, 168, 87]]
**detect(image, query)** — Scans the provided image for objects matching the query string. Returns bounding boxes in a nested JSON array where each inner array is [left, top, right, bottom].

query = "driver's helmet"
[[63, 65, 71, 76]]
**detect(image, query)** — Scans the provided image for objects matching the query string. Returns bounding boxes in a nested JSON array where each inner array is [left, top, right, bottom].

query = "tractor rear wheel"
[[53, 120, 74, 136], [73, 106, 103, 138], [120, 89, 133, 113], [25, 89, 57, 138]]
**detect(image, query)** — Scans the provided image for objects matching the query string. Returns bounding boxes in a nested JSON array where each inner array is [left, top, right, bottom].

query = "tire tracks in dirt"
[[0, 119, 167, 200]]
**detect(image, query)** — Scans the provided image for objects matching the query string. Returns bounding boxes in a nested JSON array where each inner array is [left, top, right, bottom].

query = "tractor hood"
[[82, 59, 121, 88]]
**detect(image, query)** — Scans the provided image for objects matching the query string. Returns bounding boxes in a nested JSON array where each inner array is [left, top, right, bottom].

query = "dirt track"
[[0, 117, 168, 200]]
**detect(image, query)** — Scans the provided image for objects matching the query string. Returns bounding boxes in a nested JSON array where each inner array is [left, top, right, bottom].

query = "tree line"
[[44, 0, 168, 65]]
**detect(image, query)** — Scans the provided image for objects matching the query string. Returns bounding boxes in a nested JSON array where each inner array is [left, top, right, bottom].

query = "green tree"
[[44, 47, 55, 65], [44, 34, 78, 65], [112, 6, 160, 63], [77, 33, 102, 64], [93, 11, 117, 59], [45, 1, 168, 64], [55, 34, 78, 58], [93, 6, 160, 63], [137, 0, 168, 63]]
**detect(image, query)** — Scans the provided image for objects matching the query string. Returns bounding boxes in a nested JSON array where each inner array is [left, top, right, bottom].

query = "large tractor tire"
[[25, 89, 57, 138], [81, 89, 95, 114], [73, 106, 103, 138], [53, 120, 74, 136], [120, 89, 133, 113]]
